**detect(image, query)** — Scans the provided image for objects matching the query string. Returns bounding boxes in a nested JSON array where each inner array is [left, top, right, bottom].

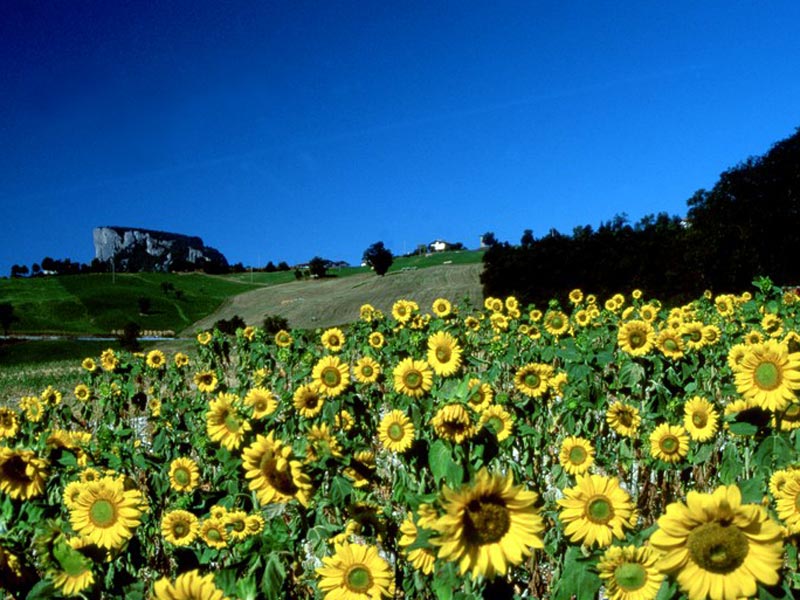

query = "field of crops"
[[2, 277, 800, 599]]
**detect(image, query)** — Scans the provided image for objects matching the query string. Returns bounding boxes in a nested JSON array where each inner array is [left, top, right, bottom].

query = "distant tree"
[[308, 256, 328, 278], [263, 314, 290, 334], [264, 261, 277, 273], [119, 321, 141, 351], [481, 232, 498, 247], [214, 315, 246, 335], [294, 268, 303, 281], [31, 263, 41, 276], [451, 242, 465, 251], [0, 303, 19, 335], [278, 261, 290, 271], [137, 296, 151, 315], [362, 241, 394, 276], [520, 229, 535, 248], [41, 257, 55, 272]]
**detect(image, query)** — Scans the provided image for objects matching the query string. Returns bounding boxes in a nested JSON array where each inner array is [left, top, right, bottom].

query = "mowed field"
[[189, 263, 484, 331]]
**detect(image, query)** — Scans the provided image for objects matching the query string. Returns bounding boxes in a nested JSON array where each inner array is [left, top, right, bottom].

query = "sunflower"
[[776, 401, 800, 431], [558, 436, 595, 475], [69, 477, 143, 549], [193, 370, 219, 394], [196, 331, 212, 345], [557, 474, 634, 548], [431, 404, 477, 444], [293, 384, 325, 418], [69, 384, 91, 405], [762, 314, 783, 338], [702, 324, 722, 346], [153, 570, 228, 600], [638, 303, 659, 323], [100, 348, 118, 371], [174, 352, 190, 368], [353, 356, 381, 384], [321, 327, 346, 352], [368, 331, 385, 349], [597, 545, 663, 600], [50, 537, 95, 597], [656, 328, 685, 359], [490, 313, 509, 332], [41, 385, 62, 405], [316, 541, 394, 600], [241, 432, 313, 507], [0, 408, 19, 439], [199, 519, 228, 549], [649, 423, 689, 463], [649, 484, 784, 600], [574, 309, 592, 328], [335, 409, 355, 432], [529, 308, 543, 322], [513, 362, 554, 398], [398, 514, 436, 575], [544, 310, 570, 337], [481, 297, 502, 314], [727, 343, 749, 371], [479, 405, 514, 442], [378, 410, 415, 452], [426, 331, 463, 377], [392, 299, 418, 324], [392, 357, 433, 398], [606, 401, 641, 438], [161, 510, 199, 546], [568, 288, 584, 304], [432, 297, 452, 318], [243, 387, 278, 419], [206, 392, 251, 450], [306, 423, 343, 460], [169, 457, 200, 492], [274, 329, 293, 348], [0, 447, 48, 500], [246, 514, 265, 536], [735, 340, 800, 412], [146, 349, 166, 369], [344, 450, 375, 488], [359, 303, 376, 322], [617, 320, 656, 357], [683, 396, 719, 442], [775, 476, 800, 533], [433, 468, 545, 579], [467, 378, 494, 412], [62, 480, 84, 509], [225, 509, 250, 542], [81, 357, 97, 372], [744, 329, 764, 345], [19, 395, 44, 422], [312, 355, 350, 397], [242, 325, 257, 341]]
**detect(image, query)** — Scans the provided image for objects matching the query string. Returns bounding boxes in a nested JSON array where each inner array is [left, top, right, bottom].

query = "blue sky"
[[2, 1, 799, 275]]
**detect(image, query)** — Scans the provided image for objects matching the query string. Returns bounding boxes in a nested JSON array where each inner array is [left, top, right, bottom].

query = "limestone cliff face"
[[93, 226, 228, 272]]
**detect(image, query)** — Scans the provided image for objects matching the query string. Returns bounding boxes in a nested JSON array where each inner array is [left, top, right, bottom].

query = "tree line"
[[481, 127, 800, 306]]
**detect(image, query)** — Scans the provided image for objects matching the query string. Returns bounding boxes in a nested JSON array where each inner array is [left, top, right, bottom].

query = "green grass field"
[[0, 272, 263, 335]]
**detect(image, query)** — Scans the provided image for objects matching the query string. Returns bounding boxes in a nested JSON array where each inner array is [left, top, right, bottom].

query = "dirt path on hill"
[[185, 263, 484, 332]]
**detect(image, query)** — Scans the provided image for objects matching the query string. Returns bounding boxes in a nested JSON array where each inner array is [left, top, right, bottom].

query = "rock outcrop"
[[93, 226, 228, 273]]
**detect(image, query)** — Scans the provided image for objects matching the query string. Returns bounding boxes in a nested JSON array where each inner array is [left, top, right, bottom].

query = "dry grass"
[[186, 263, 484, 332]]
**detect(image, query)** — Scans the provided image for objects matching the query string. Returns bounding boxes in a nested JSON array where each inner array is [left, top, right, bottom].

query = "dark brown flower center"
[[688, 521, 748, 574], [464, 496, 510, 545]]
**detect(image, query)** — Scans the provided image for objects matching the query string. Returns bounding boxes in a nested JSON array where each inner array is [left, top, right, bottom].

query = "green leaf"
[[619, 362, 645, 388], [260, 553, 286, 600], [728, 422, 759, 436], [428, 440, 463, 486], [552, 546, 601, 600]]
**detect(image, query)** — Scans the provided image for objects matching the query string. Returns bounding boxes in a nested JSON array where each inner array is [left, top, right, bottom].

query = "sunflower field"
[[3, 277, 800, 600]]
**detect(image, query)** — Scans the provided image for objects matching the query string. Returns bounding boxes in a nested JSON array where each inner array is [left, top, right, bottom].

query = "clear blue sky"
[[2, 1, 799, 275]]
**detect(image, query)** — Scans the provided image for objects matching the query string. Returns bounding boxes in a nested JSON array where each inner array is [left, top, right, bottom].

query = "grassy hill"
[[190, 262, 484, 332], [1, 249, 486, 335], [0, 272, 262, 335]]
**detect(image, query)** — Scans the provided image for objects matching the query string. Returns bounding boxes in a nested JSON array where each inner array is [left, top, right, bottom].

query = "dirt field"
[[187, 263, 484, 332]]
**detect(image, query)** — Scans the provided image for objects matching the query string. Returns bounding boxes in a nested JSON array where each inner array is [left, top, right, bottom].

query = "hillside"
[[190, 263, 484, 331]]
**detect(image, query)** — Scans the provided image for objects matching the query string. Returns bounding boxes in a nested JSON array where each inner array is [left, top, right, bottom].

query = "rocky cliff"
[[93, 226, 228, 272]]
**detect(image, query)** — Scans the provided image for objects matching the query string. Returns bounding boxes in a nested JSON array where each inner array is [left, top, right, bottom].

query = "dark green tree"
[[520, 229, 535, 248], [362, 241, 394, 276], [481, 232, 498, 247], [0, 303, 19, 335], [308, 256, 328, 278]]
